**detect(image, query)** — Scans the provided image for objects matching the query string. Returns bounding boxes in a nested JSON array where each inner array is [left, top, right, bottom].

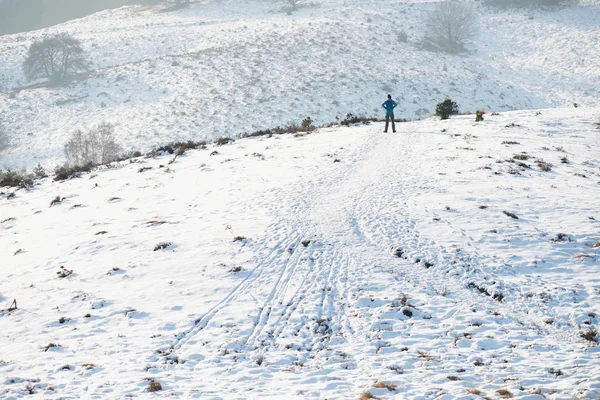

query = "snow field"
[[1, 107, 599, 398]]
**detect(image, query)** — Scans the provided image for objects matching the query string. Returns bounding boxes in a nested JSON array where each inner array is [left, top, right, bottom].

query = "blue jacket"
[[382, 99, 397, 115]]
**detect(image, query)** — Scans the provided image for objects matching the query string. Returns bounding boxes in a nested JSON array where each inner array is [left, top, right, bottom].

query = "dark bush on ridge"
[[0, 169, 33, 188], [436, 99, 459, 120], [54, 163, 94, 181]]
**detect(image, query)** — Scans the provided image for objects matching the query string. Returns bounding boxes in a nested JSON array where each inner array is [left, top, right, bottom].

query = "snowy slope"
[[1, 108, 599, 399], [1, 0, 600, 168]]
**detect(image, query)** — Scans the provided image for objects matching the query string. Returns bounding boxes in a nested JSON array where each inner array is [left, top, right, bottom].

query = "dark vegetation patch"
[[580, 328, 598, 343], [503, 211, 519, 219], [57, 266, 73, 278], [153, 242, 172, 251], [550, 233, 571, 243]]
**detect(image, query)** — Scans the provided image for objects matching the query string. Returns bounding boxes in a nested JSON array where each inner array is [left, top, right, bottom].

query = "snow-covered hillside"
[[1, 108, 599, 399], [1, 0, 599, 168]]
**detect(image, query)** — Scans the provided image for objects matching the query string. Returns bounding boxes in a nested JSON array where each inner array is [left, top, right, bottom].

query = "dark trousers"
[[385, 113, 396, 132]]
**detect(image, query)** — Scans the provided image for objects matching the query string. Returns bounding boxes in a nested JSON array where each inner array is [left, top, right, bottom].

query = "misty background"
[[0, 0, 160, 35]]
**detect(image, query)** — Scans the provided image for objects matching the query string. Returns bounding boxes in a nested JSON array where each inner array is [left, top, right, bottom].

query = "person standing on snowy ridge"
[[382, 94, 397, 133]]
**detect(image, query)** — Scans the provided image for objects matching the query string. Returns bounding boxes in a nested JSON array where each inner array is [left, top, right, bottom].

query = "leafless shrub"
[[0, 119, 9, 151], [283, 0, 307, 12], [64, 123, 122, 166], [423, 2, 478, 53]]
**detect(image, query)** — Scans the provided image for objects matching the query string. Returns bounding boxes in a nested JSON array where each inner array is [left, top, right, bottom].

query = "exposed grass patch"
[[580, 329, 598, 343], [153, 242, 172, 251], [358, 392, 379, 400], [503, 211, 519, 219], [215, 137, 234, 146], [147, 379, 162, 392], [44, 343, 61, 352], [373, 381, 397, 391], [537, 159, 552, 171], [467, 388, 482, 395], [502, 141, 520, 145], [513, 153, 530, 161], [447, 375, 460, 381], [549, 368, 563, 377], [496, 389, 513, 398], [50, 196, 65, 207]]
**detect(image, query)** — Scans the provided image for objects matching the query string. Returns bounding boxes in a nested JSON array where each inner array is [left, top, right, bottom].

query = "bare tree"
[[64, 123, 122, 166], [0, 119, 9, 152], [23, 33, 90, 84], [284, 0, 306, 12], [424, 2, 478, 53]]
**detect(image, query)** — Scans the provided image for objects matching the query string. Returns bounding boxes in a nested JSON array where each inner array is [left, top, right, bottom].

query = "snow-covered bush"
[[23, 33, 90, 84], [436, 98, 459, 120], [424, 2, 478, 53], [64, 122, 122, 166]]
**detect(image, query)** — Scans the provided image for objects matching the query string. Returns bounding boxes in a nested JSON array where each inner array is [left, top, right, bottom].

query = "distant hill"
[[0, 0, 158, 35]]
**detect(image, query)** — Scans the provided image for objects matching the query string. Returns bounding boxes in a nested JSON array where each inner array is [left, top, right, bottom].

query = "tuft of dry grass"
[[147, 380, 162, 392], [513, 153, 530, 161], [537, 159, 552, 171], [358, 392, 379, 400], [373, 381, 397, 391], [592, 241, 600, 248], [467, 388, 483, 395], [573, 253, 593, 260], [580, 328, 598, 343], [496, 389, 513, 398], [447, 375, 460, 381]]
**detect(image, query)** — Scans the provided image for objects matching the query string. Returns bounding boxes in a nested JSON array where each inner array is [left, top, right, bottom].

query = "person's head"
[[387, 94, 392, 100]]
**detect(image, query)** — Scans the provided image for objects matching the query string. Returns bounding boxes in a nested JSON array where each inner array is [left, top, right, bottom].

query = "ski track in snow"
[[1, 108, 600, 399]]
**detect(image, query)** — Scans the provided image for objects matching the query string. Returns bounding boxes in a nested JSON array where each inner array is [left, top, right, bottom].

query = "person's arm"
[[382, 102, 387, 109], [392, 100, 398, 109]]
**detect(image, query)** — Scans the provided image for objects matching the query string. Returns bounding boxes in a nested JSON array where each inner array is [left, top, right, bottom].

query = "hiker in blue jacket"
[[382, 95, 397, 133]]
